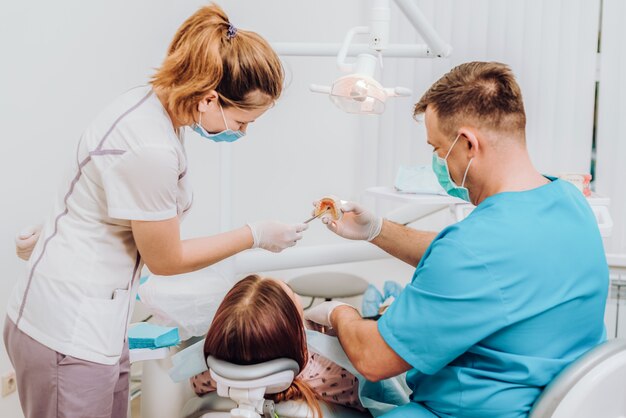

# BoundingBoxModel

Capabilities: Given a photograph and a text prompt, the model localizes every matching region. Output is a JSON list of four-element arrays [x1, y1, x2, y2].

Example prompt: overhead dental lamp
[[273, 0, 452, 115], [312, 50, 413, 114]]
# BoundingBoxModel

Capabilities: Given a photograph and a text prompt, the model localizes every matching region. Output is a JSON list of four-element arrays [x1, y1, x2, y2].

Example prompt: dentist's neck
[[469, 140, 549, 205]]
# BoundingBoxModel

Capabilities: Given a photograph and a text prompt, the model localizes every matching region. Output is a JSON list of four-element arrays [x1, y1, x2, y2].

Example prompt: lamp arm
[[337, 26, 370, 72], [393, 0, 452, 57], [370, 0, 391, 51]]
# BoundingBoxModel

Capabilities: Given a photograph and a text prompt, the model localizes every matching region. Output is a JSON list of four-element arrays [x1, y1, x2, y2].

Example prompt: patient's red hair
[[204, 275, 322, 417]]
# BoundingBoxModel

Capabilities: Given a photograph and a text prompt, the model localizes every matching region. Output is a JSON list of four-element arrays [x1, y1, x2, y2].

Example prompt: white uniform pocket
[[72, 289, 129, 358]]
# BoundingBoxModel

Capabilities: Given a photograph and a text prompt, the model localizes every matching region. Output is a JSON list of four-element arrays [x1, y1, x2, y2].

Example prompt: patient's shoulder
[[190, 370, 216, 396], [301, 352, 364, 411]]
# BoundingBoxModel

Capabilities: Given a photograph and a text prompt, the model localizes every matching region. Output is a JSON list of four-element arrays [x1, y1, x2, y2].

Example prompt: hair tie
[[226, 24, 238, 40]]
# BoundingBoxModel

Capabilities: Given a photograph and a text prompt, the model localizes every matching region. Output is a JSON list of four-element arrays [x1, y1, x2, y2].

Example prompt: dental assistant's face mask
[[432, 134, 474, 202], [192, 102, 246, 143]]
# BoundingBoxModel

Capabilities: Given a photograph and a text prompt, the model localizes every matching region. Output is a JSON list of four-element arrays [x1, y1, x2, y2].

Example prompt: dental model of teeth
[[314, 195, 343, 221]]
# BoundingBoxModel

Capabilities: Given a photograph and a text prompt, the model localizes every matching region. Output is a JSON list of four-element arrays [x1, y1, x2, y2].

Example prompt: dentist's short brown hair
[[414, 61, 526, 139]]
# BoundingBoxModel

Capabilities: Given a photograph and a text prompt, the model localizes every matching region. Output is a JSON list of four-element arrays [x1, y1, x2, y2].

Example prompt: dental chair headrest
[[206, 356, 300, 395]]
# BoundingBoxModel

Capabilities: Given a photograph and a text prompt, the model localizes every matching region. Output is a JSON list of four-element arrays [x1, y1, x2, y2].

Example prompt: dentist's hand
[[316, 200, 383, 241], [247, 221, 308, 253], [16, 224, 43, 261], [304, 301, 356, 328]]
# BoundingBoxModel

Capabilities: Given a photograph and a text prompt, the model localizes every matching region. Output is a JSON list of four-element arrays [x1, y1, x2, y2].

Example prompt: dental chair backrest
[[206, 355, 300, 418], [529, 338, 626, 418]]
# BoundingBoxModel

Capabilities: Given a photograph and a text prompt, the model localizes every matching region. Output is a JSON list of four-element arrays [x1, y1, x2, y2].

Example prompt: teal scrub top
[[378, 178, 608, 418]]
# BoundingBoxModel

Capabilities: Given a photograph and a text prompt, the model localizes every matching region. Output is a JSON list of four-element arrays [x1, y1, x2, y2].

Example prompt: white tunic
[[7, 86, 193, 365]]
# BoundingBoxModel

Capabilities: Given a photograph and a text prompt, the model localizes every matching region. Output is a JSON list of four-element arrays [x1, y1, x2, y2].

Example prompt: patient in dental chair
[[190, 274, 365, 416]]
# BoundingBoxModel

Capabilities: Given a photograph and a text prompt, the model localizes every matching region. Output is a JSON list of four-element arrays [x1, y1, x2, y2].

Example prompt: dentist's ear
[[457, 128, 480, 159]]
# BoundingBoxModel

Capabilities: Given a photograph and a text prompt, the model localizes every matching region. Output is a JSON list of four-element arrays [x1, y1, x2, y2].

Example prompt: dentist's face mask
[[432, 134, 474, 202], [192, 103, 246, 143]]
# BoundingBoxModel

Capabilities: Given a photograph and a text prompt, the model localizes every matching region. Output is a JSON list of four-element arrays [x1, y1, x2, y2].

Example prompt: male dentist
[[305, 61, 608, 418]]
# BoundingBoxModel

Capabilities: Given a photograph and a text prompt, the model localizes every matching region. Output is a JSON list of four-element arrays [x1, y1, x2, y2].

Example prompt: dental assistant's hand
[[304, 301, 357, 328], [247, 221, 308, 253], [15, 224, 43, 260], [316, 200, 383, 241]]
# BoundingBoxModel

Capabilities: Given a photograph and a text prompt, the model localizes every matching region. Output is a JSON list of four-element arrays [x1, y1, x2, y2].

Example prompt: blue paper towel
[[129, 323, 180, 350]]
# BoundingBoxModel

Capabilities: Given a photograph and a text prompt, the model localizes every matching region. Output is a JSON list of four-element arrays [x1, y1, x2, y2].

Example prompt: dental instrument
[[303, 208, 329, 224]]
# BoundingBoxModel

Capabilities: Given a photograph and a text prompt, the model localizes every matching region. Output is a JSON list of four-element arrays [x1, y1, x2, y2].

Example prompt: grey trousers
[[3, 316, 130, 418]]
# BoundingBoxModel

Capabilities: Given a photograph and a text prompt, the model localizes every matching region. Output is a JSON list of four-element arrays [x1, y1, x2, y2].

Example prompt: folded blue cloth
[[395, 165, 446, 195], [128, 323, 180, 350]]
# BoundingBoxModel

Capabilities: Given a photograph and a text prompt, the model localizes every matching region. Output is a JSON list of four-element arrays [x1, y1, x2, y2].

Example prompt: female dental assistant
[[3, 4, 306, 418]]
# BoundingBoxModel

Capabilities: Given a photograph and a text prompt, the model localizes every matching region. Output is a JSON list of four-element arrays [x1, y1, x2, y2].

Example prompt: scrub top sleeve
[[102, 146, 179, 221], [378, 237, 508, 375]]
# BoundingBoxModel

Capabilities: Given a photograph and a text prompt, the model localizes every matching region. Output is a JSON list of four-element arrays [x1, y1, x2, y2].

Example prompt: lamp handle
[[309, 84, 332, 94], [384, 86, 412, 97]]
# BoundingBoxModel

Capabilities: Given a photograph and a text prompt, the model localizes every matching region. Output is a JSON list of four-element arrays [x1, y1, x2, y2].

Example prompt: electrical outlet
[[1, 370, 17, 397]]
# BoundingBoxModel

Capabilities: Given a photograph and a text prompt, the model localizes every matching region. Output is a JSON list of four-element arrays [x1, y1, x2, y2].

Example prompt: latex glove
[[304, 301, 355, 328], [15, 224, 43, 261], [247, 221, 308, 253], [317, 200, 382, 241]]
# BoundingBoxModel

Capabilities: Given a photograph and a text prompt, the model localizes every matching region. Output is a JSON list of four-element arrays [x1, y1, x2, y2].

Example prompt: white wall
[[0, 0, 621, 416], [595, 0, 626, 255]]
